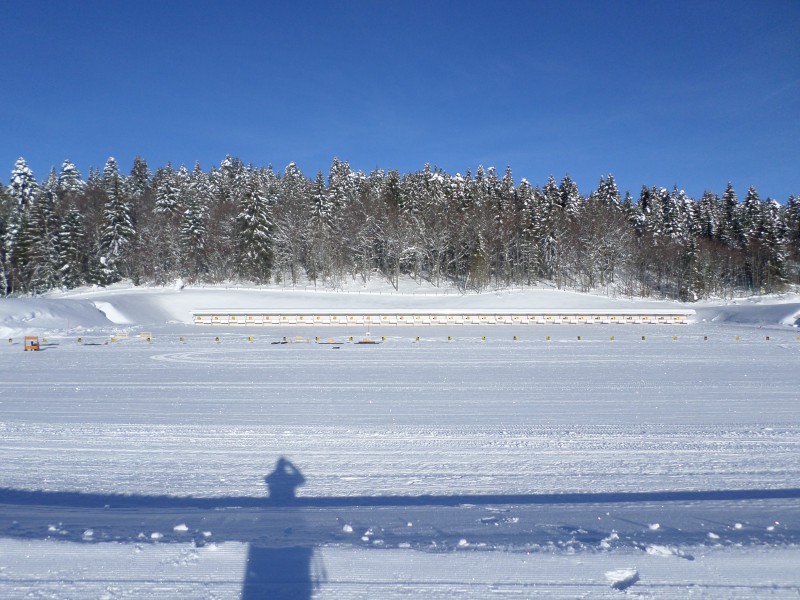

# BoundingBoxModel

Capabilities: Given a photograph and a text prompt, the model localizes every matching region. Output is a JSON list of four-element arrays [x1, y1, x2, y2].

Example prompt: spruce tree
[[153, 163, 182, 215], [761, 199, 788, 291], [127, 156, 151, 200], [100, 158, 135, 280], [58, 160, 84, 196], [742, 186, 763, 244], [179, 163, 211, 278], [236, 175, 273, 282], [8, 158, 38, 207], [719, 182, 742, 248], [58, 206, 86, 288], [3, 158, 38, 292], [27, 185, 61, 292], [558, 175, 581, 219]]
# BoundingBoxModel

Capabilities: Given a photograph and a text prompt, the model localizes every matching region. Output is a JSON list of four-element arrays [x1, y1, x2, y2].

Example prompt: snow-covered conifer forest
[[2, 155, 798, 299]]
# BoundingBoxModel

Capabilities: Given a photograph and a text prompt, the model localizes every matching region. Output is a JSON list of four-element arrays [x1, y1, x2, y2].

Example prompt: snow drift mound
[[0, 298, 116, 338], [694, 300, 800, 329]]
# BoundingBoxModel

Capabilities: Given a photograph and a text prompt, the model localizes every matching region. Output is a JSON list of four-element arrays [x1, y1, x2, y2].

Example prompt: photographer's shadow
[[242, 458, 324, 600], [265, 457, 306, 505]]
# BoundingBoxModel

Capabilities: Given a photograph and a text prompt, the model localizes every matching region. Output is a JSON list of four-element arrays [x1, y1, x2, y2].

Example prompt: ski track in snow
[[1, 299, 800, 597]]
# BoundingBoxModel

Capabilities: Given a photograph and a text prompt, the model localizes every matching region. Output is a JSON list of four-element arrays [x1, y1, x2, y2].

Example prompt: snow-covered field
[[1, 284, 799, 598]]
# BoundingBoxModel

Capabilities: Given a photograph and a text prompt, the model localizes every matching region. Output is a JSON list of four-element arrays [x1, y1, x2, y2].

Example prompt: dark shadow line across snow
[[3, 484, 799, 599], [2, 487, 799, 509]]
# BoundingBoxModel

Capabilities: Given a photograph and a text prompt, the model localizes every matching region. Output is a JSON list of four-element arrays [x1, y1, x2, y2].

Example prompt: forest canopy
[[1, 156, 798, 301]]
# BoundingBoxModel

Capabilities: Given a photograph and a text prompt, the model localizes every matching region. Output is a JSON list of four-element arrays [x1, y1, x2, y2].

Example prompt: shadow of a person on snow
[[241, 457, 325, 600], [265, 457, 306, 505]]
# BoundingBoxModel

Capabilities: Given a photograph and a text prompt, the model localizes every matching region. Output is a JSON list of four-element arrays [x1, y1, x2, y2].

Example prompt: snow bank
[[45, 282, 686, 329], [0, 282, 796, 335], [694, 297, 800, 328], [0, 298, 115, 339]]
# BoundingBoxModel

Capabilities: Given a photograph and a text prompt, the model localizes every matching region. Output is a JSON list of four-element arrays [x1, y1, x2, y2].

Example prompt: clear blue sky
[[1, 0, 798, 200]]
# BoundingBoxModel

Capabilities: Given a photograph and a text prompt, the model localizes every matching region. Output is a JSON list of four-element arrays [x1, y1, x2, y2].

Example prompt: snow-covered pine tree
[[500, 166, 516, 212], [310, 170, 331, 228], [719, 182, 742, 248], [379, 169, 408, 290], [590, 174, 621, 209], [58, 160, 84, 197], [662, 186, 690, 243], [742, 186, 763, 245], [327, 158, 356, 227], [272, 162, 311, 285], [58, 206, 85, 288], [153, 163, 182, 216], [761, 199, 788, 291], [696, 192, 720, 240], [787, 195, 800, 242], [304, 171, 331, 285], [558, 175, 582, 219], [641, 186, 666, 238], [622, 191, 633, 212], [127, 156, 151, 200], [99, 158, 135, 280], [517, 177, 540, 282], [3, 158, 39, 292], [179, 163, 211, 279], [8, 158, 38, 207], [236, 174, 273, 282], [0, 184, 10, 294], [102, 157, 122, 196], [26, 183, 62, 292], [214, 155, 246, 206], [537, 176, 562, 278], [86, 166, 102, 190], [42, 167, 60, 201]]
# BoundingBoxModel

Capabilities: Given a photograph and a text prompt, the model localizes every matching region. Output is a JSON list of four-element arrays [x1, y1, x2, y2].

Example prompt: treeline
[[1, 156, 798, 300]]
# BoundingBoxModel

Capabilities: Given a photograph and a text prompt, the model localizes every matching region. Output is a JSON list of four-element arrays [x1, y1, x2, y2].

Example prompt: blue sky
[[1, 0, 798, 200]]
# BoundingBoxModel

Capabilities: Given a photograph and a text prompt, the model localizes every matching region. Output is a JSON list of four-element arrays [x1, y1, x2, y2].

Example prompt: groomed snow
[[1, 283, 799, 598]]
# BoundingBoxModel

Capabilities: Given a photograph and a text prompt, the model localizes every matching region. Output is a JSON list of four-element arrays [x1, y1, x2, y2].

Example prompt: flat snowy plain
[[1, 283, 799, 598]]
